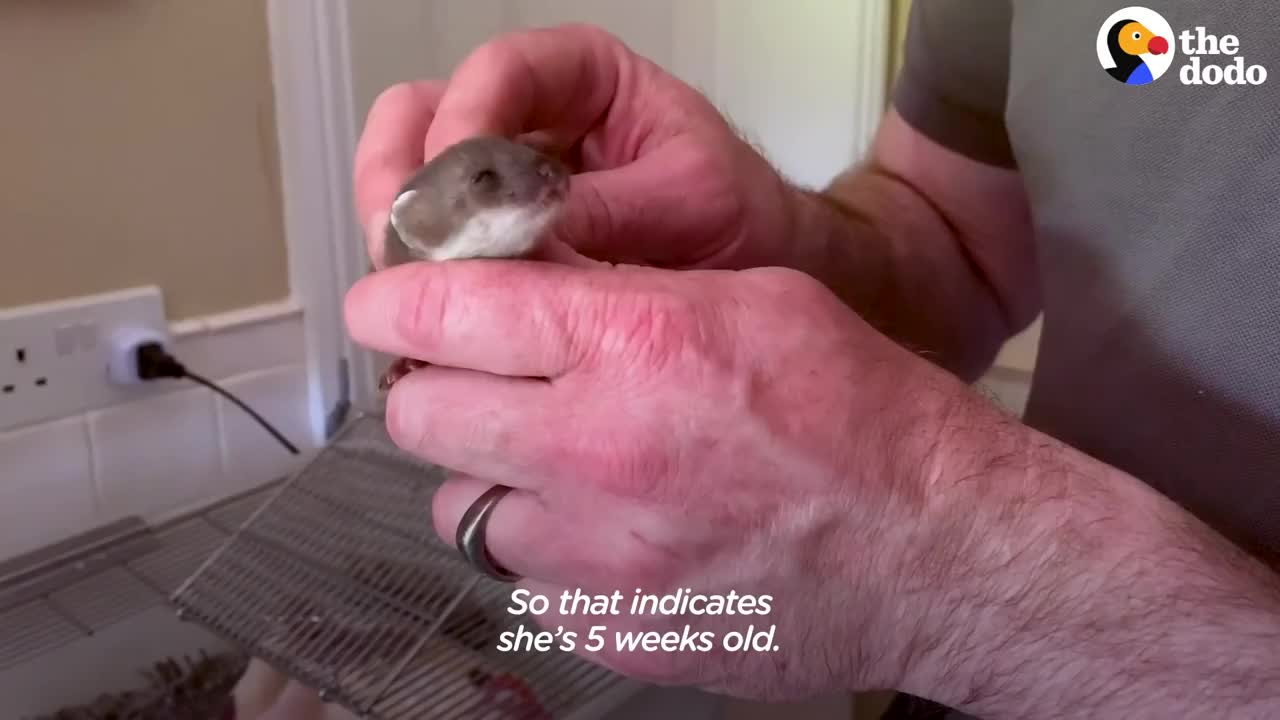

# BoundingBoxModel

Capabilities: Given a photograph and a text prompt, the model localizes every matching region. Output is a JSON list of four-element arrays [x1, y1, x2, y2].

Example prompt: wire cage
[[170, 412, 632, 720]]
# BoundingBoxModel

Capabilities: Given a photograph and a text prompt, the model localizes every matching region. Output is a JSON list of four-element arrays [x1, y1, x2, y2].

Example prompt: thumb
[[553, 145, 720, 265]]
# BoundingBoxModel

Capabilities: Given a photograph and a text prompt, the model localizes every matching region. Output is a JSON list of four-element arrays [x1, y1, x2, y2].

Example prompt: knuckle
[[601, 290, 705, 369], [738, 266, 842, 326], [393, 265, 451, 353], [459, 35, 528, 81], [529, 286, 584, 374], [367, 81, 418, 123], [386, 375, 513, 463], [574, 429, 670, 501], [384, 383, 429, 456]]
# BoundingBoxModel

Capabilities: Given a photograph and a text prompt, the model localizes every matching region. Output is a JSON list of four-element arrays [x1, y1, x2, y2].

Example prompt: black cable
[[134, 341, 301, 456], [182, 370, 300, 455]]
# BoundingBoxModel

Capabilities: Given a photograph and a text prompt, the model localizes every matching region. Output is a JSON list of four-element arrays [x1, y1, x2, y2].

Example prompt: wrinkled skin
[[346, 257, 962, 699], [340, 23, 977, 700]]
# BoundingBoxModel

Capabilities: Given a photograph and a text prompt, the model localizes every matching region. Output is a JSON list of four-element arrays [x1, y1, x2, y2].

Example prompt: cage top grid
[[171, 413, 627, 720]]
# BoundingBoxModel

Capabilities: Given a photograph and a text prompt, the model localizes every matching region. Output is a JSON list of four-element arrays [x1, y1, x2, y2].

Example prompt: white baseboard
[[169, 297, 301, 337]]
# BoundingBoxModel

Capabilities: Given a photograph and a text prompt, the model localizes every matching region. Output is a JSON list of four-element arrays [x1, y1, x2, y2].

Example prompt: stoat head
[[383, 136, 570, 264]]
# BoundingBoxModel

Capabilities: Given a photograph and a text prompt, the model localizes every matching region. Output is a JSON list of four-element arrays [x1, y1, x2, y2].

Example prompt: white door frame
[[850, 0, 892, 156], [264, 0, 893, 437], [266, 0, 382, 439]]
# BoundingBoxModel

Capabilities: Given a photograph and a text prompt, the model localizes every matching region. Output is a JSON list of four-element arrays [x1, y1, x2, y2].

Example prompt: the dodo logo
[[1098, 7, 1175, 85], [1098, 7, 1269, 87]]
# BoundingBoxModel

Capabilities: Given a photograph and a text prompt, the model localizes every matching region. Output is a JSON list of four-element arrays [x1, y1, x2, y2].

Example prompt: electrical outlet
[[0, 287, 168, 432]]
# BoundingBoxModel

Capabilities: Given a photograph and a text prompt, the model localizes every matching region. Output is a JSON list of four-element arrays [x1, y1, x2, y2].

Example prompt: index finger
[[421, 23, 627, 161], [343, 259, 596, 379], [353, 80, 445, 250]]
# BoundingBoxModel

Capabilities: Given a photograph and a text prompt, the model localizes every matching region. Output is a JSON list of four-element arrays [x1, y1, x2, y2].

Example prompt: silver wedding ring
[[455, 484, 521, 582]]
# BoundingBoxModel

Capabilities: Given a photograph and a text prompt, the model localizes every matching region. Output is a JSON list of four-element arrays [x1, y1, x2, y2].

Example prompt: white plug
[[106, 325, 170, 385]]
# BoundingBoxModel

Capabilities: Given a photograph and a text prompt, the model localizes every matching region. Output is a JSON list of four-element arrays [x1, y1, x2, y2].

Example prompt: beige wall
[[0, 1, 290, 321]]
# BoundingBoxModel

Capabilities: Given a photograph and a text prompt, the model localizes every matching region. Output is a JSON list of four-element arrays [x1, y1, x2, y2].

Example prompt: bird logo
[[1097, 7, 1176, 85]]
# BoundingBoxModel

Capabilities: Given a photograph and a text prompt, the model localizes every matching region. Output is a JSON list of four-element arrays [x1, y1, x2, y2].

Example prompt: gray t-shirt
[[888, 1, 1280, 716], [896, 0, 1280, 560]]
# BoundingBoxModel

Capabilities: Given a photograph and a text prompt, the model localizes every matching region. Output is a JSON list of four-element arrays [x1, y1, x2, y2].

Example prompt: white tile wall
[[215, 364, 312, 495], [0, 307, 317, 563], [0, 416, 96, 560], [88, 384, 224, 522]]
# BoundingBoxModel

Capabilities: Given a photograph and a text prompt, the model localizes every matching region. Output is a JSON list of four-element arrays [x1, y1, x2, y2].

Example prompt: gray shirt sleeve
[[892, 0, 1017, 168]]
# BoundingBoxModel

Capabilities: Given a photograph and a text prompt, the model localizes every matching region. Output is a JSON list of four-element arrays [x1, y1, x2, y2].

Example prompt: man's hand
[[344, 256, 965, 699], [353, 23, 1042, 380], [354, 23, 805, 274], [345, 256, 1280, 716]]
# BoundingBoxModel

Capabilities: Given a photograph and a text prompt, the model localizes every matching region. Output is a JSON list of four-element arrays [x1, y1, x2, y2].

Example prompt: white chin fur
[[422, 204, 557, 262]]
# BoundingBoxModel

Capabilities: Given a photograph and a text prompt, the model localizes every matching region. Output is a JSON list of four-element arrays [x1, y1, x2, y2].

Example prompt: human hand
[[353, 23, 810, 273], [342, 256, 975, 700]]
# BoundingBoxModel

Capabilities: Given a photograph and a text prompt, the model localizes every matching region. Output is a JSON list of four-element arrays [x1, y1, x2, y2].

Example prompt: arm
[[799, 7, 1280, 709], [894, 392, 1280, 719], [778, 0, 1038, 382], [786, 109, 1041, 382]]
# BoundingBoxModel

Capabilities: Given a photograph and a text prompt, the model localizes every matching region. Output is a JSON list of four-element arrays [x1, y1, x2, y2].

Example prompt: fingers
[[421, 24, 627, 162], [344, 259, 598, 379], [352, 25, 711, 271], [552, 140, 725, 262], [432, 474, 574, 586], [354, 80, 446, 264], [433, 474, 636, 592], [425, 26, 709, 265], [383, 364, 572, 484]]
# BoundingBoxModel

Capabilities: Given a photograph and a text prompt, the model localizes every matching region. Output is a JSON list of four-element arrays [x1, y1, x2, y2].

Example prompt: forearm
[[785, 168, 1014, 381], [900, 392, 1280, 718]]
